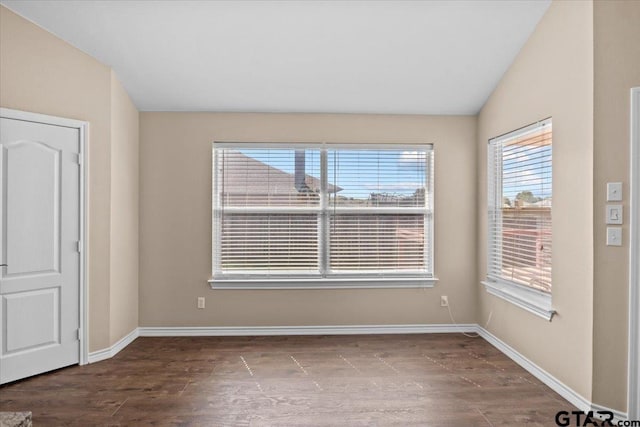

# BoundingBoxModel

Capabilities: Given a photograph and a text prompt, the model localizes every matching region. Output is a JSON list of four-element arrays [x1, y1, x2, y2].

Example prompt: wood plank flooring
[[0, 334, 576, 426]]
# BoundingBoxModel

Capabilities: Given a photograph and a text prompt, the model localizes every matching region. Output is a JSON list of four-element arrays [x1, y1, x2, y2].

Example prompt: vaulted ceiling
[[1, 0, 550, 114]]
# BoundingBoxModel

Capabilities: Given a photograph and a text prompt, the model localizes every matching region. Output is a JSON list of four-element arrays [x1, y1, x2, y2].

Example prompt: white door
[[0, 117, 81, 384]]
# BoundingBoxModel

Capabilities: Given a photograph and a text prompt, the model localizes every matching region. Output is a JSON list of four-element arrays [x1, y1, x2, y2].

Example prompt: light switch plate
[[606, 204, 623, 224], [606, 227, 622, 246], [607, 182, 623, 201]]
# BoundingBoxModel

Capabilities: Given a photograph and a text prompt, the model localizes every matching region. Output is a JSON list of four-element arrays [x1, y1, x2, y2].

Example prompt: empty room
[[0, 0, 639, 425]]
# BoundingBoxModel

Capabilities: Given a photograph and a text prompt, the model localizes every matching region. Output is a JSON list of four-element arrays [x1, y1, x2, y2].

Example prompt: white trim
[[79, 322, 630, 420], [209, 277, 438, 290], [486, 118, 553, 322], [0, 108, 90, 366], [476, 327, 592, 412], [629, 86, 640, 420], [0, 108, 87, 129], [477, 326, 629, 421], [428, 147, 436, 284], [138, 323, 476, 337], [212, 143, 435, 284], [87, 328, 139, 364], [220, 206, 426, 214], [78, 122, 89, 365], [489, 117, 552, 144], [481, 280, 555, 321], [213, 141, 434, 151]]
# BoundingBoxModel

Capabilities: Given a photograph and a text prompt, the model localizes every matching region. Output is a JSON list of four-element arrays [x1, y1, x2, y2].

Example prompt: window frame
[[209, 142, 437, 289], [482, 119, 556, 321]]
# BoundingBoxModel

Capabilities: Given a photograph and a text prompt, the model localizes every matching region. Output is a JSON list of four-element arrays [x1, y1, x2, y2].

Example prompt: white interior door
[[0, 116, 81, 384]]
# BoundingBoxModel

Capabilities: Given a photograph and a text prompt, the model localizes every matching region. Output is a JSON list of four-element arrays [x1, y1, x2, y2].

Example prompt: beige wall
[[5, 0, 639, 412], [139, 113, 477, 327], [477, 1, 594, 402], [109, 71, 140, 343], [0, 6, 139, 351], [592, 0, 640, 411], [1, 6, 112, 351]]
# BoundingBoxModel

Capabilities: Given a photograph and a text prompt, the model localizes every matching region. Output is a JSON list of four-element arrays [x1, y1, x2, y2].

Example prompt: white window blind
[[212, 143, 434, 283], [487, 119, 552, 293], [327, 148, 432, 275], [213, 147, 322, 276]]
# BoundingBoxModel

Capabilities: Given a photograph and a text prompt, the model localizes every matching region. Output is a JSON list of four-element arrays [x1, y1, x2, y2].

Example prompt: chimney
[[294, 150, 307, 192]]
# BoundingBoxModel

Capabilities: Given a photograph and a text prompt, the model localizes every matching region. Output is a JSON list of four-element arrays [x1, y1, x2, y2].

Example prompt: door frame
[[630, 87, 640, 420], [0, 107, 89, 366]]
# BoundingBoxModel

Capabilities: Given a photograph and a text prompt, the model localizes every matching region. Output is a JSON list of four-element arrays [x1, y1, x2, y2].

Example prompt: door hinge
[[76, 240, 82, 253], [77, 328, 82, 340], [72, 153, 82, 165]]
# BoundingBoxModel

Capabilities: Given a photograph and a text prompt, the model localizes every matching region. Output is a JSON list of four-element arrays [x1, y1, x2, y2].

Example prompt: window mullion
[[319, 148, 328, 277], [212, 148, 222, 277], [424, 150, 434, 275]]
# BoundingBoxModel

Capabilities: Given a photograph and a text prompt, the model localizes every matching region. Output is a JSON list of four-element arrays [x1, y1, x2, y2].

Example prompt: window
[[210, 143, 435, 289], [483, 119, 555, 320]]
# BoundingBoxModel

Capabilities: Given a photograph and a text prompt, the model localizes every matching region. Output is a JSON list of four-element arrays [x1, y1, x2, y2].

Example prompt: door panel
[[0, 117, 80, 384], [5, 141, 61, 276], [4, 286, 59, 353]]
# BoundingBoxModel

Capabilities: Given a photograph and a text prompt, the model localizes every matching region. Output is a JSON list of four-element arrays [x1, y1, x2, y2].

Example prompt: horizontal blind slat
[[487, 121, 552, 294], [213, 145, 433, 277]]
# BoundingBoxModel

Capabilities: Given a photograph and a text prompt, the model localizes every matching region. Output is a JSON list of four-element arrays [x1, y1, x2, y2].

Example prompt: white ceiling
[[1, 0, 550, 114]]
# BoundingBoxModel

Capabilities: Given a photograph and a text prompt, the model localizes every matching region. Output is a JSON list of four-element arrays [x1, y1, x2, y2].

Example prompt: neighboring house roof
[[531, 198, 552, 208], [219, 150, 341, 196], [514, 198, 552, 208]]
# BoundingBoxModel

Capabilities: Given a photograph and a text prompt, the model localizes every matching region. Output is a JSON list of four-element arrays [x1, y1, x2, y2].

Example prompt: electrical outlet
[[440, 296, 449, 307], [197, 297, 205, 309]]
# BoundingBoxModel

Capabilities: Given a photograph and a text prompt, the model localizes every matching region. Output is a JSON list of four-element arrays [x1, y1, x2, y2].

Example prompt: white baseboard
[[475, 326, 628, 421], [84, 323, 628, 420], [137, 323, 478, 337], [475, 326, 592, 412], [87, 328, 139, 364]]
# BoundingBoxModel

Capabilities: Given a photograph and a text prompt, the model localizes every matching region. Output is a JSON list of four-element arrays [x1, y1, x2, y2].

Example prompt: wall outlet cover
[[606, 204, 623, 224], [606, 227, 623, 246], [607, 182, 623, 201]]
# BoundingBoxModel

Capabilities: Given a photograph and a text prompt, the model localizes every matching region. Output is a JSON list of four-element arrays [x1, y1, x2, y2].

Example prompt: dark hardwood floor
[[0, 334, 576, 426]]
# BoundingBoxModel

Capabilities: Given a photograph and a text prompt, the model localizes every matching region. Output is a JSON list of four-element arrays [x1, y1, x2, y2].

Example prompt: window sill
[[209, 277, 438, 290], [481, 279, 555, 321]]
